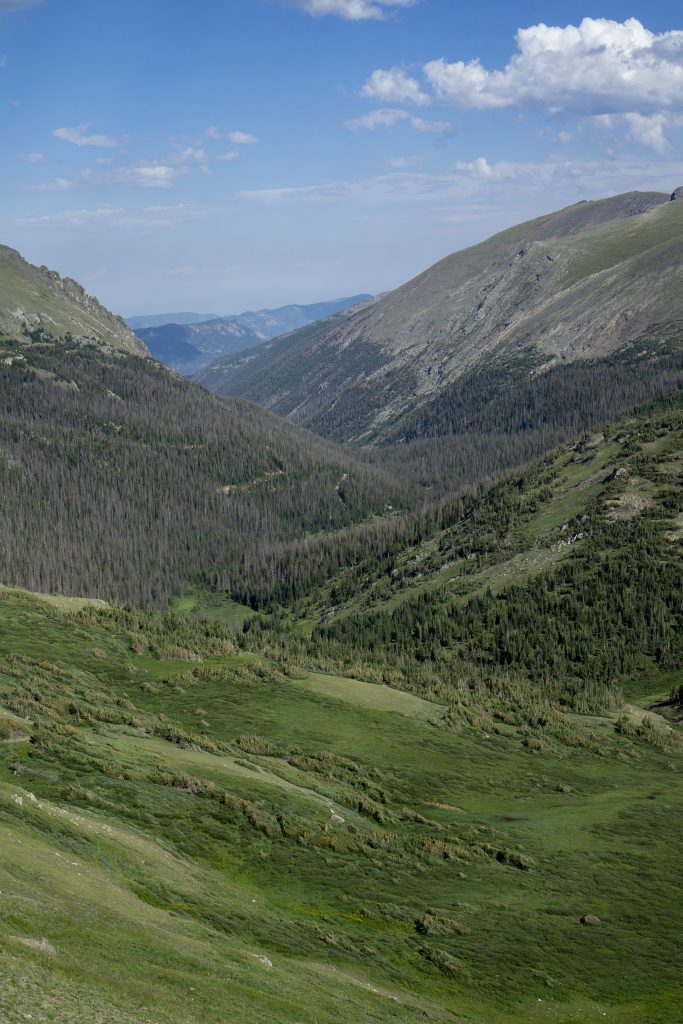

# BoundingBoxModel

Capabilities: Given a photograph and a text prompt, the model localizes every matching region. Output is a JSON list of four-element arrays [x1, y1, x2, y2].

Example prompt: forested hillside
[[245, 393, 683, 728], [0, 334, 412, 607]]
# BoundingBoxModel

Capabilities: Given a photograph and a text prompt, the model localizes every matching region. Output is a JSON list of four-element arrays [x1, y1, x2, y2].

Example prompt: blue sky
[[1, 0, 682, 315]]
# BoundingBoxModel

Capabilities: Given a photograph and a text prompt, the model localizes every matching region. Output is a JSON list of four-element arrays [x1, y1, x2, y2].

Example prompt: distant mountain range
[[126, 311, 221, 330], [128, 295, 372, 375]]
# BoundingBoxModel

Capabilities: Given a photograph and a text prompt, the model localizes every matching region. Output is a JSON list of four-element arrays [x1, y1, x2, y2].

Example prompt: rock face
[[672, 187, 683, 201], [0, 245, 147, 356]]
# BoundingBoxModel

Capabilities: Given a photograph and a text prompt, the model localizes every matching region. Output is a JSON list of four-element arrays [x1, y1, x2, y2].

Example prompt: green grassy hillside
[[0, 579, 681, 1024], [0, 395, 681, 1023]]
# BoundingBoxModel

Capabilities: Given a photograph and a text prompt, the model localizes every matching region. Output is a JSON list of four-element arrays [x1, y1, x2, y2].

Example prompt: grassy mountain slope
[[135, 295, 373, 376], [0, 246, 145, 356], [198, 190, 683, 460], [0, 395, 682, 1023], [0, 333, 412, 608]]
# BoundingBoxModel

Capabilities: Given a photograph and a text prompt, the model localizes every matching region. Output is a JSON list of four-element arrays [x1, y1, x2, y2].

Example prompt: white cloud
[[286, 0, 419, 21], [452, 157, 561, 183], [175, 146, 210, 172], [624, 113, 669, 153], [238, 155, 683, 207], [109, 163, 186, 189], [357, 19, 683, 150], [216, 151, 240, 162], [21, 151, 45, 162], [53, 125, 122, 148], [361, 67, 430, 106], [410, 116, 453, 133], [421, 18, 683, 117], [206, 127, 258, 145], [345, 108, 410, 129], [28, 176, 74, 192], [228, 130, 258, 145], [453, 157, 495, 178], [345, 107, 452, 132]]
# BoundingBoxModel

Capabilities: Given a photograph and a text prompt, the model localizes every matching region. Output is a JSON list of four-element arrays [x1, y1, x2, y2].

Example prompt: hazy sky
[[1, 0, 682, 315]]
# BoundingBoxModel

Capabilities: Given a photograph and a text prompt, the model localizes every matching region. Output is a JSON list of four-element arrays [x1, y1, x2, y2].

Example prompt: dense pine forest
[[0, 334, 413, 607]]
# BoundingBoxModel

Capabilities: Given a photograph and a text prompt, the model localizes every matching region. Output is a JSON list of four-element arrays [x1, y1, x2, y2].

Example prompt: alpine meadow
[[0, 4, 682, 1024]]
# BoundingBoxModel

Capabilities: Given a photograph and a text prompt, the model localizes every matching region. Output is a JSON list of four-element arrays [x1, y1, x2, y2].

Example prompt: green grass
[[0, 585, 681, 1023], [169, 586, 254, 630], [295, 671, 444, 722], [559, 198, 683, 289]]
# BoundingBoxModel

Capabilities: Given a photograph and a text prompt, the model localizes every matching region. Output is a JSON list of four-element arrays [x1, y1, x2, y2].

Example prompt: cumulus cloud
[[358, 18, 683, 148], [345, 108, 452, 132], [216, 151, 240, 163], [21, 151, 45, 162], [53, 125, 122, 148], [285, 0, 419, 21], [421, 19, 683, 115], [361, 67, 430, 106]]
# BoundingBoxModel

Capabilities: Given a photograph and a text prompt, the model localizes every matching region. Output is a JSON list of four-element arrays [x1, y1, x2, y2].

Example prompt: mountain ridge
[[0, 245, 146, 357], [198, 189, 683, 447]]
